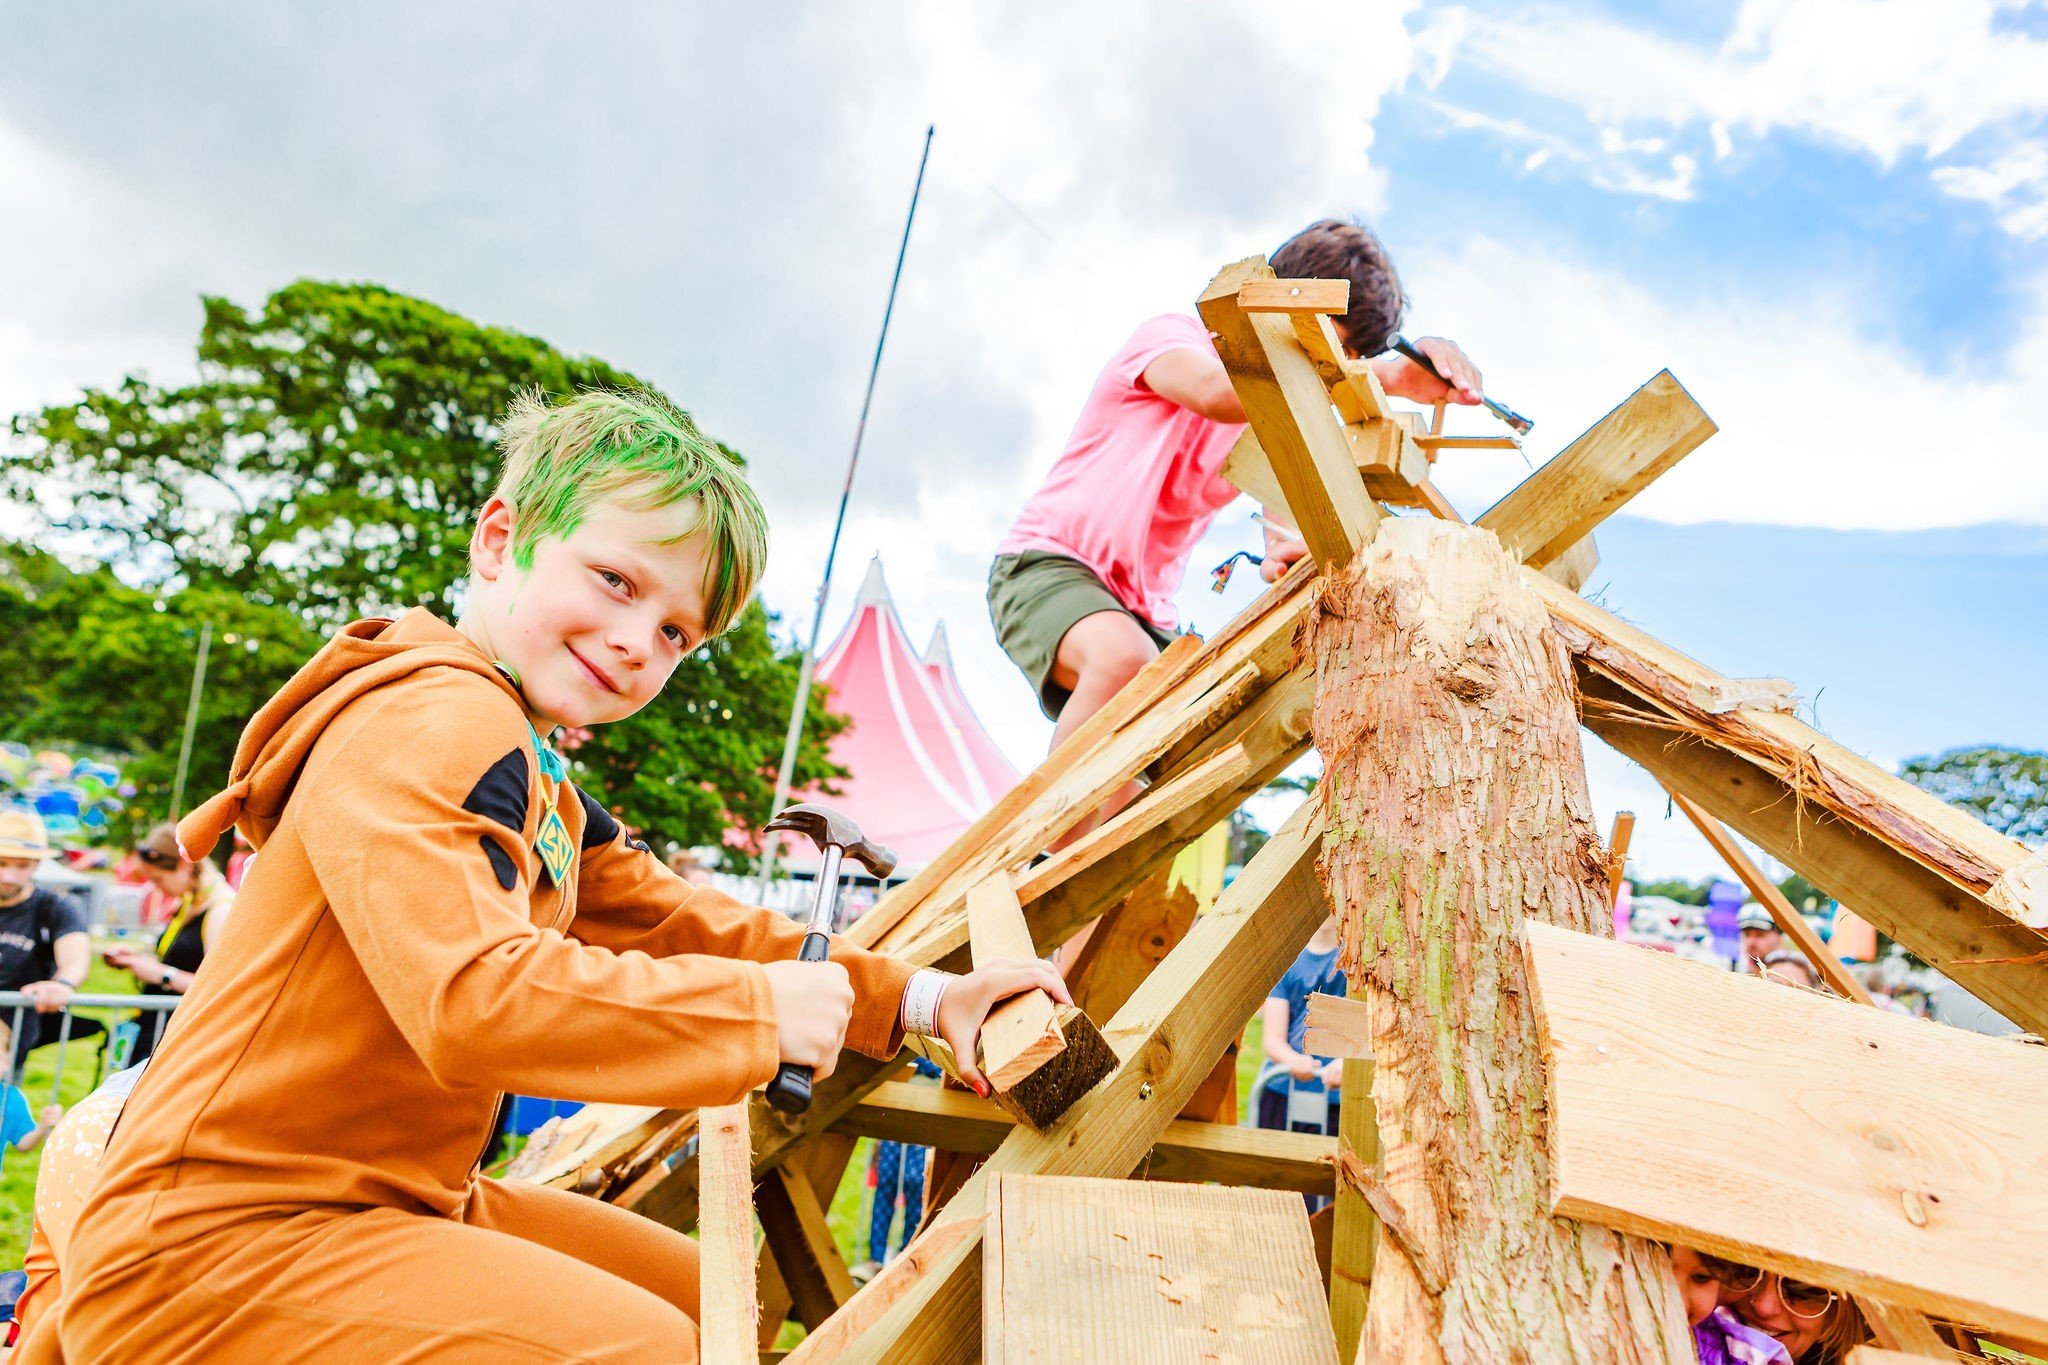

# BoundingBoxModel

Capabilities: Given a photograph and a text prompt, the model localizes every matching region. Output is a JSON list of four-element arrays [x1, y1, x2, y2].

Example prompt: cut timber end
[[1239, 277, 1349, 314], [985, 1004, 1117, 1131]]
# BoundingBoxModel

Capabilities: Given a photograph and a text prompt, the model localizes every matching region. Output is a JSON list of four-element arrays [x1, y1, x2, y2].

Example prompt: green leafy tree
[[1628, 877, 1710, 906], [0, 543, 318, 841], [1899, 747, 2048, 844], [5, 282, 843, 848]]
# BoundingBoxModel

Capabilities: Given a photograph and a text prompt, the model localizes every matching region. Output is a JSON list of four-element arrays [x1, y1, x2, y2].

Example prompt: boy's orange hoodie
[[55, 610, 912, 1338]]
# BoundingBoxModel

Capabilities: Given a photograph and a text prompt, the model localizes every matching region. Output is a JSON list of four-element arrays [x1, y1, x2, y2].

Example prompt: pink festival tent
[[795, 557, 1021, 871]]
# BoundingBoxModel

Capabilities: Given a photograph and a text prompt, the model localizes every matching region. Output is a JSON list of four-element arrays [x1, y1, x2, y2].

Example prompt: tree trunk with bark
[[1308, 518, 1688, 1363]]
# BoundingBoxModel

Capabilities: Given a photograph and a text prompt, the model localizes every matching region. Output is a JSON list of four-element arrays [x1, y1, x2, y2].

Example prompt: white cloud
[[1431, 0, 2048, 230]]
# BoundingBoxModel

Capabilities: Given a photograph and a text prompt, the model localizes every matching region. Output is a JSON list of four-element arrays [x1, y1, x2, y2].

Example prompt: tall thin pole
[[169, 620, 213, 822], [756, 125, 934, 898]]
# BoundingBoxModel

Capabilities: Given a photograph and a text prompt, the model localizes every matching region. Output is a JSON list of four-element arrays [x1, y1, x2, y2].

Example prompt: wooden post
[[1307, 517, 1689, 1362], [696, 1102, 758, 1364]]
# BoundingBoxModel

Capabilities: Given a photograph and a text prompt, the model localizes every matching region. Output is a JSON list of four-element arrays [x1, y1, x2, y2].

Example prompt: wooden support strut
[[695, 1102, 757, 1364]]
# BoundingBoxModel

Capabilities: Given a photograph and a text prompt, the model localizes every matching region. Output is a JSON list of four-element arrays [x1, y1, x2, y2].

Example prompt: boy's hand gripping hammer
[[761, 803, 897, 1114]]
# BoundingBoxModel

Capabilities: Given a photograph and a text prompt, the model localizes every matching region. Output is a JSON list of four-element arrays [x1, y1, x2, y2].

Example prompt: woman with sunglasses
[[1708, 1256, 1870, 1363], [105, 823, 234, 1062]]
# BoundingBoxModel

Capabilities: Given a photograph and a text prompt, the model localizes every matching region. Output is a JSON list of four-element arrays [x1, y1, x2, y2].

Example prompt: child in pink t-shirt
[[987, 219, 1485, 857]]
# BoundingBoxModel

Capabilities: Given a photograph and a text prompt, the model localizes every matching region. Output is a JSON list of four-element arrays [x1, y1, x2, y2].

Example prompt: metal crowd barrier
[[0, 991, 177, 1174]]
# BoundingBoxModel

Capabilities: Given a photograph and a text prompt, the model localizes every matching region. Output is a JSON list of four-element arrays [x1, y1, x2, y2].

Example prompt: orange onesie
[[24, 611, 913, 1362]]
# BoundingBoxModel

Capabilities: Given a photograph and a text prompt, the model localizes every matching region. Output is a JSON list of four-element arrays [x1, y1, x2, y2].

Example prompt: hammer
[[1387, 334, 1534, 435], [761, 802, 898, 1114]]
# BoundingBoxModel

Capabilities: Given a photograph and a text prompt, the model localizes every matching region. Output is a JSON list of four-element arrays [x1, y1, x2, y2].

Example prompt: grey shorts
[[986, 551, 1176, 720]]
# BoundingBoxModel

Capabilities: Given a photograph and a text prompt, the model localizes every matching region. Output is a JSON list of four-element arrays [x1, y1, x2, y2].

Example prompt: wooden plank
[[1847, 1349, 1940, 1365], [1670, 791, 1874, 1002], [784, 796, 1335, 1363], [1856, 1298, 1958, 1358], [1543, 532, 1600, 592], [983, 1174, 1340, 1365], [1689, 676, 1796, 714], [1239, 277, 1349, 314], [755, 1135, 859, 1331], [1199, 257, 1380, 571], [1523, 920, 2048, 1339], [1349, 419, 1430, 502], [1327, 1054, 1378, 1362], [831, 1080, 1336, 1194], [1221, 428, 1288, 515], [697, 1102, 758, 1363], [1476, 370, 1715, 569], [1301, 991, 1373, 1060]]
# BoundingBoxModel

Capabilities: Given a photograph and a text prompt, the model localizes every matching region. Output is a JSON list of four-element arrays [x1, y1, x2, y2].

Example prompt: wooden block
[[1239, 277, 1349, 314], [1606, 811, 1636, 906], [1068, 869, 1198, 1022], [1347, 419, 1429, 502], [983, 1173, 1340, 1365], [1477, 369, 1715, 569], [1542, 532, 1600, 591], [830, 1079, 1337, 1194], [1199, 258, 1380, 572], [964, 871, 1117, 1129], [1523, 920, 2048, 1339], [1301, 991, 1373, 1060], [697, 1102, 757, 1363], [1687, 675, 1797, 714], [1222, 429, 1289, 519]]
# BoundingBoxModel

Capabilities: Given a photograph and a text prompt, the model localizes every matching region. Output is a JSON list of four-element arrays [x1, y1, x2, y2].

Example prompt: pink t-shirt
[[998, 314, 1246, 629]]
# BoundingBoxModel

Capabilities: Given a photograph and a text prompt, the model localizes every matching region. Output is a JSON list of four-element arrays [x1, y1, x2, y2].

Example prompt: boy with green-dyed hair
[[38, 389, 1065, 1363]]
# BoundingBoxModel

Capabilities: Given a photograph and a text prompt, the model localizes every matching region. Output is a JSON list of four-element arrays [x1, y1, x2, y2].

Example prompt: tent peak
[[855, 555, 893, 609], [923, 621, 955, 671]]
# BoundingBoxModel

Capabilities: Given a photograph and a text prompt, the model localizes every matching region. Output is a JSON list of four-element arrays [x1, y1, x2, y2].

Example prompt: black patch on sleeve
[[479, 835, 518, 890], [627, 837, 651, 854], [576, 786, 620, 850], [463, 749, 531, 835]]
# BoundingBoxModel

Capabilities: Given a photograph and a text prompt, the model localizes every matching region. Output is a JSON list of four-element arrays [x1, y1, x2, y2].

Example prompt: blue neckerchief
[[527, 721, 567, 783]]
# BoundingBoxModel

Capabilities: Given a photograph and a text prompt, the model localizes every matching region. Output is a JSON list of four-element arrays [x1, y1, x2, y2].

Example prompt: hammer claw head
[[764, 802, 899, 878]]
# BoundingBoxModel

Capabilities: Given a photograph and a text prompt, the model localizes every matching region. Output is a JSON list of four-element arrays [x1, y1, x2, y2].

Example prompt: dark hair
[[1270, 218, 1407, 357]]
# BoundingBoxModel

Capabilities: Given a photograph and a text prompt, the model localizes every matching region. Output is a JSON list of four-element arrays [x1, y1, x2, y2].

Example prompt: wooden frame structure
[[514, 257, 2048, 1362]]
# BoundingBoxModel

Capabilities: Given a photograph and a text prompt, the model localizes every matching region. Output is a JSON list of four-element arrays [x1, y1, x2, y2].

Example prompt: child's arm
[[292, 672, 804, 1108], [569, 810, 913, 1061]]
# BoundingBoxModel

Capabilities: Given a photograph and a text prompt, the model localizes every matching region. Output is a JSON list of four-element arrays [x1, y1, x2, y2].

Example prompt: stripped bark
[[1308, 518, 1688, 1363]]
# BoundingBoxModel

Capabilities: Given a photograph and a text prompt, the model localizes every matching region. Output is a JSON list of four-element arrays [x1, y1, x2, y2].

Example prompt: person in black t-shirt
[[0, 809, 100, 1072]]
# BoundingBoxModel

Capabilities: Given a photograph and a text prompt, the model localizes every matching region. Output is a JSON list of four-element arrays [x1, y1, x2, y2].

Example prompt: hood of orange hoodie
[[177, 609, 528, 861]]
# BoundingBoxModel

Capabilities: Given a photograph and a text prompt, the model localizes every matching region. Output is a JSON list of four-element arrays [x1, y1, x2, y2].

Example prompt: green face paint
[[493, 389, 767, 639]]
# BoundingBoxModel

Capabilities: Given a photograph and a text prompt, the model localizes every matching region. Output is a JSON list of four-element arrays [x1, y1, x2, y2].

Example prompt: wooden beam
[[1606, 811, 1636, 909], [758, 1133, 859, 1343], [1239, 277, 1348, 314], [1688, 676, 1796, 715], [964, 874, 1066, 1084], [1669, 791, 1874, 1002], [1327, 1052, 1378, 1362], [1523, 920, 2048, 1339], [1199, 258, 1380, 571], [1538, 572, 2048, 1032], [784, 796, 1335, 1363], [983, 1173, 1340, 1364], [832, 1079, 1336, 1194], [1476, 369, 1716, 570], [697, 1102, 757, 1364], [756, 1161, 856, 1331], [1308, 517, 1685, 1361]]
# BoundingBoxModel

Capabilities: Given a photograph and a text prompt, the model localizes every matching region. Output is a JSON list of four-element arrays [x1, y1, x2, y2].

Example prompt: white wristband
[[899, 969, 954, 1038]]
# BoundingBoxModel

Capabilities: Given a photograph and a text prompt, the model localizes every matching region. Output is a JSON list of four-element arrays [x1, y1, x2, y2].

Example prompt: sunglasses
[[136, 847, 183, 870], [1710, 1263, 1837, 1321]]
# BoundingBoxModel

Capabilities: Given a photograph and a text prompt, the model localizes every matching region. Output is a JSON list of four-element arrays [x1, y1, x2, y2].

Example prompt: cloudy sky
[[4, 0, 2044, 880]]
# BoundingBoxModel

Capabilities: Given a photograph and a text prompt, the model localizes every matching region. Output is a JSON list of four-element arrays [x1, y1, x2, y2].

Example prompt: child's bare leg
[[1046, 610, 1161, 847]]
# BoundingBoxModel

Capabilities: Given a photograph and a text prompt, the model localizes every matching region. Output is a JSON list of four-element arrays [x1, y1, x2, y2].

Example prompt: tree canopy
[[1900, 746, 2048, 845], [4, 281, 841, 854]]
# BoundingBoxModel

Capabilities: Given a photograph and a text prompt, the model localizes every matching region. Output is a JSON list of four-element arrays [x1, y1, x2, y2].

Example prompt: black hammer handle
[[1388, 334, 1534, 435], [764, 928, 833, 1113]]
